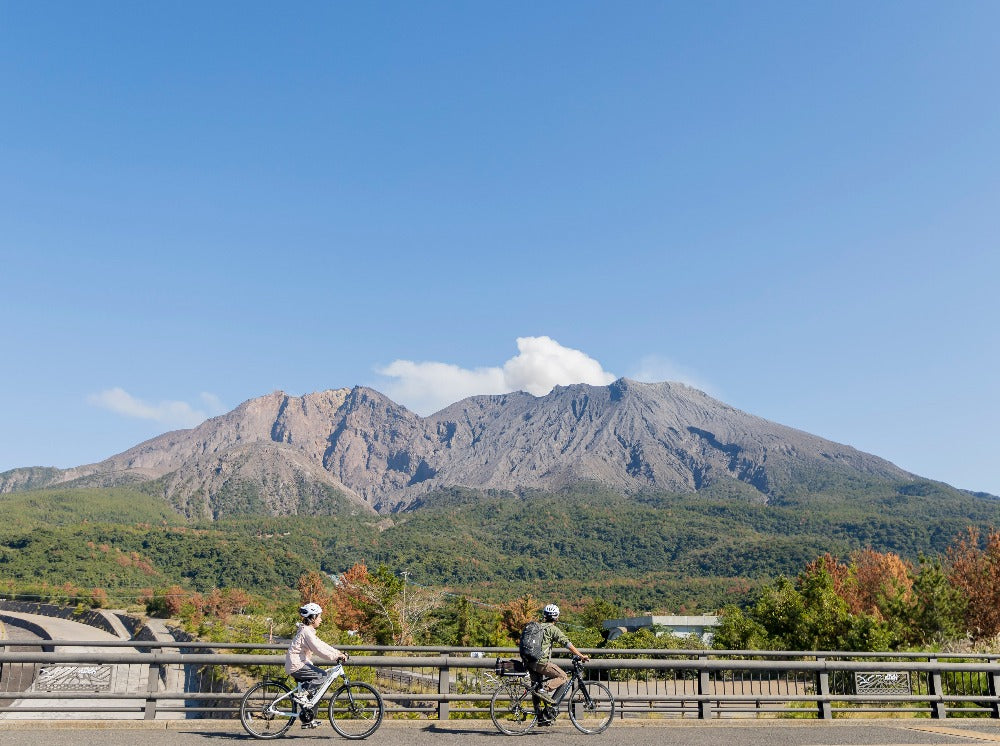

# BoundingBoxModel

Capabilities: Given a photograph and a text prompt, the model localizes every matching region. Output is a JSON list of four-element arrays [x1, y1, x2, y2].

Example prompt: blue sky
[[2, 2, 998, 496]]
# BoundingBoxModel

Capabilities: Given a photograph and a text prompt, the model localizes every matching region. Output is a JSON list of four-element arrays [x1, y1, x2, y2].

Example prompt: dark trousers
[[290, 663, 326, 694]]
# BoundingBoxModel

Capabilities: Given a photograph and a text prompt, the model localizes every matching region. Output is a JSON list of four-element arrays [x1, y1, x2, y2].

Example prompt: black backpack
[[519, 621, 544, 664]]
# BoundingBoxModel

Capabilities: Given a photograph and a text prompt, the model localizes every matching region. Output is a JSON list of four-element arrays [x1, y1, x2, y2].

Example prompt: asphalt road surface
[[4, 720, 1000, 746]]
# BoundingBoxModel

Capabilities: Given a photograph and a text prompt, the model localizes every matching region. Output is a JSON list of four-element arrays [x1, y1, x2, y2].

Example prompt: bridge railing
[[2, 642, 998, 721]]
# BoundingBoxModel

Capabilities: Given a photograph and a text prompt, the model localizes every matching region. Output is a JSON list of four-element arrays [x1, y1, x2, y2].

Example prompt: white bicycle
[[240, 661, 384, 740]]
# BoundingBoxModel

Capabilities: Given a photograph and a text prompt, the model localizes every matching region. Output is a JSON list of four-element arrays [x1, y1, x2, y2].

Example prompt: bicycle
[[239, 659, 384, 740], [490, 655, 615, 735]]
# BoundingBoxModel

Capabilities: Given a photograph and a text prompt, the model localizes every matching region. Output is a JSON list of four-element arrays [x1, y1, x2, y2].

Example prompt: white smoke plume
[[375, 336, 617, 415], [87, 388, 225, 428]]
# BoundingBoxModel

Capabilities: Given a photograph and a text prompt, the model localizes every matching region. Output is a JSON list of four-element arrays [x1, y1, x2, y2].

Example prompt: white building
[[602, 615, 719, 643]]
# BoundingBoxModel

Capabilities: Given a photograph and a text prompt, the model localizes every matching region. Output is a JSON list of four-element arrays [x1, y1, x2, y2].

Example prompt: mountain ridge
[[1, 378, 921, 516]]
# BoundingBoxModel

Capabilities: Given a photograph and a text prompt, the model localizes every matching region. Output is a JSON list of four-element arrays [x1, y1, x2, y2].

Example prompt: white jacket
[[284, 623, 344, 674]]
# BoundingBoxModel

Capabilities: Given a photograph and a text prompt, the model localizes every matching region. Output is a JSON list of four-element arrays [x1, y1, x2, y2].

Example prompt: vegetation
[[713, 531, 1000, 652], [2, 479, 999, 652]]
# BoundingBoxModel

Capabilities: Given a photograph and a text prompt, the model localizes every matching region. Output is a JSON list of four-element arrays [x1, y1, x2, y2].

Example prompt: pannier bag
[[494, 658, 526, 676]]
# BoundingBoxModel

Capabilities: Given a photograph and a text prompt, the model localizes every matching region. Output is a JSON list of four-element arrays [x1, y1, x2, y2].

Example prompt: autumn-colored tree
[[499, 594, 539, 642], [89, 587, 108, 609], [225, 588, 251, 615], [948, 528, 1000, 639], [163, 584, 187, 617], [835, 549, 913, 618], [337, 565, 443, 645], [326, 564, 370, 633], [297, 571, 329, 607], [59, 582, 81, 606], [203, 588, 225, 617], [199, 587, 252, 618], [806, 553, 850, 595], [805, 550, 913, 621]]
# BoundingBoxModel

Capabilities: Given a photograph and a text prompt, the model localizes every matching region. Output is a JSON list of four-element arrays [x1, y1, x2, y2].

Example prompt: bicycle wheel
[[328, 682, 384, 739], [240, 680, 296, 739], [490, 678, 538, 735], [567, 680, 615, 734]]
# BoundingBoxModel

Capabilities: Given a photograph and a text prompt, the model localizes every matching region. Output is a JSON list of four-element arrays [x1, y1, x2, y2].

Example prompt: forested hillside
[[2, 479, 997, 614]]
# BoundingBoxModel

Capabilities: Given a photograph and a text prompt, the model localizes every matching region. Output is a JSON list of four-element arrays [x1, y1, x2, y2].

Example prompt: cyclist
[[527, 603, 589, 706], [285, 602, 348, 706]]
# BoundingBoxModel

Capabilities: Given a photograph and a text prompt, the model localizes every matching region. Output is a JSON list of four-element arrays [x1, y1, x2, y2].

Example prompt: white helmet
[[299, 602, 323, 618], [543, 603, 560, 620]]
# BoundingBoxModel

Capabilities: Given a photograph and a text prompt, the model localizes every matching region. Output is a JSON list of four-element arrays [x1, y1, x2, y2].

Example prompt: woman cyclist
[[285, 602, 348, 706]]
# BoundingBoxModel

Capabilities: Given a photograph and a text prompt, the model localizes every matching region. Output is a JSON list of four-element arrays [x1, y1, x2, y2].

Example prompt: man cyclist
[[285, 602, 348, 708], [526, 603, 589, 706]]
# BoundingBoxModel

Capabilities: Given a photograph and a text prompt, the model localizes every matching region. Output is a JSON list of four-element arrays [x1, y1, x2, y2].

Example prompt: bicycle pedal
[[301, 720, 321, 729]]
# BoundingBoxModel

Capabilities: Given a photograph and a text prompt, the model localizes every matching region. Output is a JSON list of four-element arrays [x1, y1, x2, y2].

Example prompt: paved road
[[3, 720, 1000, 746]]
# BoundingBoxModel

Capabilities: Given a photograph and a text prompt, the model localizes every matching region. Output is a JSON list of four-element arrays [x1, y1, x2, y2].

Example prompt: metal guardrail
[[2, 642, 999, 721]]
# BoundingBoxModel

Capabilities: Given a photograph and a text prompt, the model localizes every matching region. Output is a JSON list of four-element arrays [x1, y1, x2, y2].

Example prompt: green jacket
[[539, 622, 570, 665]]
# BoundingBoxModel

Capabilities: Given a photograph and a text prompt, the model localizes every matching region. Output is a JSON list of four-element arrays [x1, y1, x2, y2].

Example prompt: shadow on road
[[178, 732, 248, 741]]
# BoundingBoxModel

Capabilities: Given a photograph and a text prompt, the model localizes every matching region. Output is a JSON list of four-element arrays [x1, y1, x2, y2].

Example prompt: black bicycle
[[239, 661, 384, 740], [490, 655, 615, 735]]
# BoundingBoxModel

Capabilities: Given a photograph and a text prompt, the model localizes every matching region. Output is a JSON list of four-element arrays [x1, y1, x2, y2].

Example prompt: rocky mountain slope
[[0, 379, 916, 516]]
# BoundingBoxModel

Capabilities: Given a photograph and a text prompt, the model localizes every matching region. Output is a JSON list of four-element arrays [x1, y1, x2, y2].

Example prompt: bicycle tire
[[490, 678, 538, 735], [240, 680, 296, 739], [328, 681, 384, 739], [567, 680, 615, 734]]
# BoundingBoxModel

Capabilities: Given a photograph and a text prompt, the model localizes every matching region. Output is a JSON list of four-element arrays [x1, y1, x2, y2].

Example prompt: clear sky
[[2, 2, 998, 496]]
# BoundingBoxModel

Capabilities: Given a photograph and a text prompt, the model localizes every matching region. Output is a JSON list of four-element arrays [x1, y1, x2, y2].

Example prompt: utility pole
[[400, 570, 410, 645]]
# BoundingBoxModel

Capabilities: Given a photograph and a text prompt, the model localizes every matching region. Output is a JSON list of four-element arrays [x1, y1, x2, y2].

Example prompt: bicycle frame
[[529, 657, 587, 709], [241, 661, 385, 740], [265, 663, 347, 717], [490, 655, 615, 735]]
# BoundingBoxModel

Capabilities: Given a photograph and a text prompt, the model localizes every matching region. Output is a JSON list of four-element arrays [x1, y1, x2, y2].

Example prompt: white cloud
[[87, 388, 227, 428], [374, 336, 617, 415], [199, 391, 225, 413], [503, 336, 616, 395], [373, 361, 507, 415]]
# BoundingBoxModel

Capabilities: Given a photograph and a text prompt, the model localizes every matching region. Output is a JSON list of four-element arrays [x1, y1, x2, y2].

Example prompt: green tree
[[892, 557, 966, 647], [724, 559, 896, 652], [577, 598, 622, 639], [713, 604, 770, 650], [428, 596, 505, 647]]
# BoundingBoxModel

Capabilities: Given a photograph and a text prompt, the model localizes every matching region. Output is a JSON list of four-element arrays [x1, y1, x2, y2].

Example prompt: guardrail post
[[815, 657, 832, 720], [437, 655, 450, 720], [697, 655, 712, 719], [988, 657, 1000, 719], [928, 658, 946, 719], [144, 660, 160, 720]]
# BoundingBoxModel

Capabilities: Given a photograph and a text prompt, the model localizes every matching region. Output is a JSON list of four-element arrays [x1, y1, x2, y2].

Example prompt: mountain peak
[[0, 380, 916, 515]]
